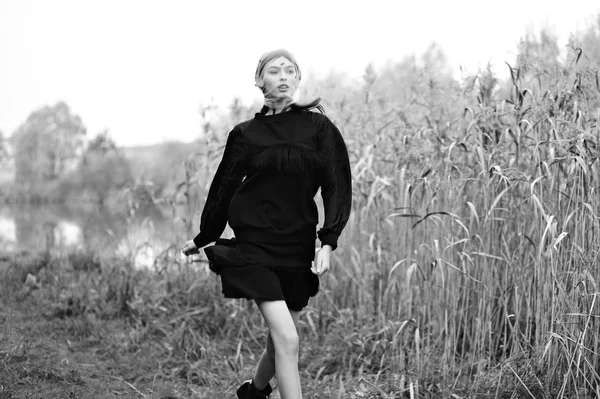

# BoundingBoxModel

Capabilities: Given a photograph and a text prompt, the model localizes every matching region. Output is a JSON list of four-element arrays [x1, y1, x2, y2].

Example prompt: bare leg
[[253, 307, 301, 391], [254, 300, 302, 399]]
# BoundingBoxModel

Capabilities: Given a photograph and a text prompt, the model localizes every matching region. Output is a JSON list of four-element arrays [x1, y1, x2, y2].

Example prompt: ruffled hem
[[203, 237, 242, 274], [203, 238, 319, 311]]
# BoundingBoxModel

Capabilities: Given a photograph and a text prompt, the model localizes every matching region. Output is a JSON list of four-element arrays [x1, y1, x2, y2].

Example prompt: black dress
[[193, 107, 352, 311]]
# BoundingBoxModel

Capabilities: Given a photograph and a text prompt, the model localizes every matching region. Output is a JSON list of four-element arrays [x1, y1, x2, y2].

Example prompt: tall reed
[[174, 45, 600, 397]]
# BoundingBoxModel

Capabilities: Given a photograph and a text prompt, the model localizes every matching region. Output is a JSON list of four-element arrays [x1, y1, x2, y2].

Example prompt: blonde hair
[[254, 49, 323, 114]]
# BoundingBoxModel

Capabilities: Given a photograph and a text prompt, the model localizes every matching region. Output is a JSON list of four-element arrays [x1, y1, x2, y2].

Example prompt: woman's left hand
[[182, 239, 199, 256], [311, 245, 332, 276]]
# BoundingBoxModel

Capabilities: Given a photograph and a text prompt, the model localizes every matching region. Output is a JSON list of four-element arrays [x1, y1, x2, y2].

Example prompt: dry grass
[[0, 251, 400, 398], [316, 43, 600, 397], [3, 43, 600, 398]]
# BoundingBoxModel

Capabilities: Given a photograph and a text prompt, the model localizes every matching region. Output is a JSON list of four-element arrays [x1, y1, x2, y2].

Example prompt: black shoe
[[236, 379, 272, 399]]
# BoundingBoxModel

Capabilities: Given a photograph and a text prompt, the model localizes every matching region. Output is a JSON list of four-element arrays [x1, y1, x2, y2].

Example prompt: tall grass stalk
[[311, 46, 599, 396], [5, 46, 599, 398], [147, 45, 600, 396]]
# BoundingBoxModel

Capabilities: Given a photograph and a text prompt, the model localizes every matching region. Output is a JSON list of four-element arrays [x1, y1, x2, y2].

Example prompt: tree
[[0, 130, 12, 185], [69, 129, 132, 204], [513, 28, 562, 93], [11, 101, 86, 188], [86, 129, 117, 155], [571, 13, 600, 67], [0, 130, 8, 166]]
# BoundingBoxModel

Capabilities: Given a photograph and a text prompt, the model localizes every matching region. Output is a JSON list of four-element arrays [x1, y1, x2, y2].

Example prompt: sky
[[1, 0, 599, 147]]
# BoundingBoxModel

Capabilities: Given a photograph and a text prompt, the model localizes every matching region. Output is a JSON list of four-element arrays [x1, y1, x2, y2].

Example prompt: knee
[[270, 328, 299, 357]]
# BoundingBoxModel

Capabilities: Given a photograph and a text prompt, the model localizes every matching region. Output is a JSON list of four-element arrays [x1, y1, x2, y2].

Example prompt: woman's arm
[[316, 115, 352, 251], [192, 126, 246, 249]]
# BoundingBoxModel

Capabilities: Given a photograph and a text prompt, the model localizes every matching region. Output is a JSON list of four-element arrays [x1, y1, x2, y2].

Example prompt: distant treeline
[[0, 101, 206, 207], [1, 20, 599, 211]]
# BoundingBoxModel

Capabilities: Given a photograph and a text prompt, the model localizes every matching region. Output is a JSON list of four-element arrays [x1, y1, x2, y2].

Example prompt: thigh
[[256, 300, 296, 334]]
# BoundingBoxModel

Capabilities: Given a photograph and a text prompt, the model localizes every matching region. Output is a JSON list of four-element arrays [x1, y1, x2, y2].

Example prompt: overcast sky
[[1, 0, 599, 147]]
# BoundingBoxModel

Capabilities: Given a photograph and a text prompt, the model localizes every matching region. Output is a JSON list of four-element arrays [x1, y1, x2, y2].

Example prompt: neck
[[265, 97, 293, 115]]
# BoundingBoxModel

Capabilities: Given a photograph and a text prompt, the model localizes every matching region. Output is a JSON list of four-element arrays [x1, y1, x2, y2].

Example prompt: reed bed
[[2, 45, 599, 398], [303, 45, 600, 397], [172, 43, 599, 396]]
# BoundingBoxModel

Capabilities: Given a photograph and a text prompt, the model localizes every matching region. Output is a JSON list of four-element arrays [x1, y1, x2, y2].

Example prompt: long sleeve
[[193, 126, 246, 248], [316, 115, 352, 251]]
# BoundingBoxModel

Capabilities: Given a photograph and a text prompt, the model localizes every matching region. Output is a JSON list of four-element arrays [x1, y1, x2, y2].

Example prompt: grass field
[[1, 251, 418, 399], [2, 38, 600, 398]]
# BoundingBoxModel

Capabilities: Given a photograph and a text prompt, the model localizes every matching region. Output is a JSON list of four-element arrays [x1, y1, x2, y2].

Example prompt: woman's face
[[261, 56, 299, 99]]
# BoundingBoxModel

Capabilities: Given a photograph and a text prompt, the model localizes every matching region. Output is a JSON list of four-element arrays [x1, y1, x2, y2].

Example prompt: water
[[0, 202, 196, 269]]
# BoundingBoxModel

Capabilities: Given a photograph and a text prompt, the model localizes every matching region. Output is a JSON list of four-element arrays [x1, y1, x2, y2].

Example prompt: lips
[[278, 85, 289, 89]]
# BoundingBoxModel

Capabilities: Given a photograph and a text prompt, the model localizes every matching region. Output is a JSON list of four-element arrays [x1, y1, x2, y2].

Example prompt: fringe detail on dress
[[248, 143, 328, 173]]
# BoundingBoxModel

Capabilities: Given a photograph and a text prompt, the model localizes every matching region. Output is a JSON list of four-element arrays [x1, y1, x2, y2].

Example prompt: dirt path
[[0, 298, 138, 398], [0, 286, 195, 399]]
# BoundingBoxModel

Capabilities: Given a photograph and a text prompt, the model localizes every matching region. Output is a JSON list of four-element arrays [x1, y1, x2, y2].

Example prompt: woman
[[182, 48, 352, 399]]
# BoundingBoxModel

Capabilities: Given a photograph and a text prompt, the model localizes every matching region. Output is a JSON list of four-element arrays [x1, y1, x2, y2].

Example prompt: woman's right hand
[[182, 239, 199, 256]]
